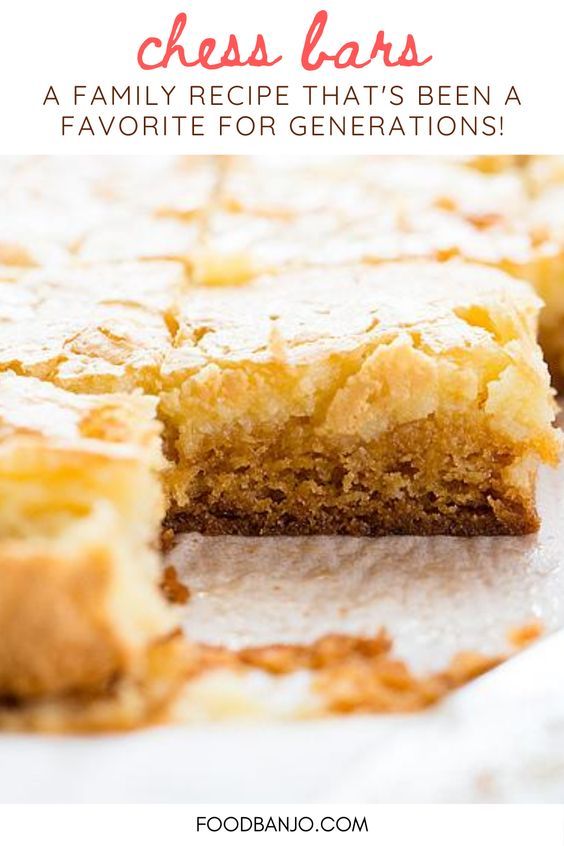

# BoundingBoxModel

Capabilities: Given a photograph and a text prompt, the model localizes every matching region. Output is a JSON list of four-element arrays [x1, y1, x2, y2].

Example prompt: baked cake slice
[[2, 256, 558, 538], [0, 372, 177, 701], [159, 261, 561, 536]]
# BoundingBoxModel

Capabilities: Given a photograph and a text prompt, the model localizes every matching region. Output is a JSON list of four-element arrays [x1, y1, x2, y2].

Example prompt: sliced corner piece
[[0, 372, 177, 706], [0, 260, 186, 394], [160, 260, 561, 537]]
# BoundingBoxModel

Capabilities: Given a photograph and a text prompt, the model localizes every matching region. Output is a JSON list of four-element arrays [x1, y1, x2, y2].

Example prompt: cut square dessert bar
[[0, 156, 220, 268], [0, 372, 175, 701], [190, 157, 541, 291], [0, 260, 186, 393], [160, 261, 560, 536], [218, 156, 529, 220]]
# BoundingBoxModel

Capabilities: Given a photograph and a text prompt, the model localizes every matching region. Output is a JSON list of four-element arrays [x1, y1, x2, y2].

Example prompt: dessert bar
[[160, 261, 560, 535], [0, 373, 175, 700]]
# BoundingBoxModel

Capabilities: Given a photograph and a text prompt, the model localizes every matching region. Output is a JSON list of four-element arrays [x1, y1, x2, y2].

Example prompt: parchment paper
[[169, 462, 564, 674], [2, 450, 564, 802]]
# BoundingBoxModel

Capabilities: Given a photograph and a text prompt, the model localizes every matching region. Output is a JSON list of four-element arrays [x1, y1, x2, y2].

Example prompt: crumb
[[438, 651, 503, 687], [160, 565, 190, 605], [465, 212, 504, 230], [161, 527, 176, 553], [267, 322, 287, 362], [185, 631, 503, 716], [508, 620, 544, 649], [530, 224, 551, 248], [235, 630, 392, 675], [434, 195, 457, 212], [315, 644, 503, 715]]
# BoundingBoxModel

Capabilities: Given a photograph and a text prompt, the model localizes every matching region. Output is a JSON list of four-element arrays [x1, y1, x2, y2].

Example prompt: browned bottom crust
[[165, 412, 539, 537], [167, 501, 536, 537]]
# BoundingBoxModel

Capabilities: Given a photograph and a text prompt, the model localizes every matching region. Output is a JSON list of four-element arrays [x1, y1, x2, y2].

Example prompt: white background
[[0, 805, 562, 845], [0, 0, 562, 154]]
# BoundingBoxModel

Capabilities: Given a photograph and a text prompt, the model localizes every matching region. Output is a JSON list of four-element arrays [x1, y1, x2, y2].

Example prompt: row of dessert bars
[[0, 155, 562, 715], [2, 155, 564, 380]]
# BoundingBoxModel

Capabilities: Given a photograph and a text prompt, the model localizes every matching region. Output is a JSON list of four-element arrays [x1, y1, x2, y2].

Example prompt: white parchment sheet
[[171, 462, 564, 673], [1, 463, 564, 802]]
